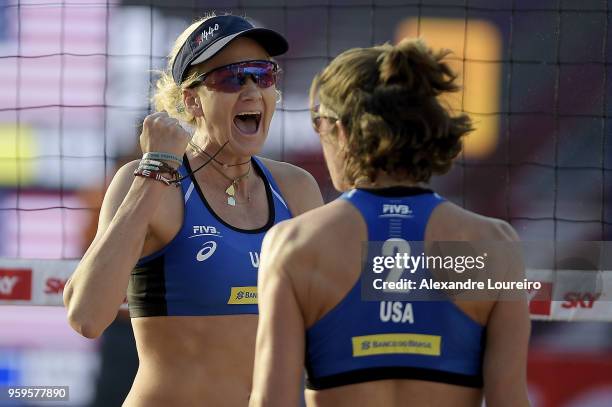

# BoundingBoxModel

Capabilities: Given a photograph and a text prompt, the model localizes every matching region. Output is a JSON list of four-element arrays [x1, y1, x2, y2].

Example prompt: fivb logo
[[380, 204, 413, 218], [191, 225, 222, 238]]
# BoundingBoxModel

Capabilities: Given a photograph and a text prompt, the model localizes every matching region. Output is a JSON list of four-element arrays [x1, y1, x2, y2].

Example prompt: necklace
[[208, 161, 251, 206], [190, 142, 251, 206], [189, 141, 250, 168]]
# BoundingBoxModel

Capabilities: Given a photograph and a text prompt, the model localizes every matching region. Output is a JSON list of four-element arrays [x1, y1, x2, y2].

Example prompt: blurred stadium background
[[0, 0, 611, 405]]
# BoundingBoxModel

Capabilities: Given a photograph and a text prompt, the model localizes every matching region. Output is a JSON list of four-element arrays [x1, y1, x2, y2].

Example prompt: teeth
[[236, 111, 261, 117]]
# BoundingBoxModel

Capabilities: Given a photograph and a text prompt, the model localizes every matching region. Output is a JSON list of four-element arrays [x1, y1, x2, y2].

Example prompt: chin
[[228, 130, 267, 157]]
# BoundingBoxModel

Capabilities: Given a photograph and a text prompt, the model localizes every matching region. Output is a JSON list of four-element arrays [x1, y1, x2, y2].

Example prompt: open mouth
[[233, 111, 262, 135]]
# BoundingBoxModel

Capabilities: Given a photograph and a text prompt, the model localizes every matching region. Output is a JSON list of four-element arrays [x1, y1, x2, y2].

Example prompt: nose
[[239, 76, 262, 101]]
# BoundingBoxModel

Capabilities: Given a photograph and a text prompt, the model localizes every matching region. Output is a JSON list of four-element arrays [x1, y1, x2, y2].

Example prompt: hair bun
[[378, 45, 413, 86], [378, 38, 458, 97], [310, 38, 472, 186]]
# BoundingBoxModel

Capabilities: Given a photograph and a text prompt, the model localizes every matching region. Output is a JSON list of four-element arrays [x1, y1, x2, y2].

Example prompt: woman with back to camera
[[63, 13, 323, 406], [250, 38, 530, 407]]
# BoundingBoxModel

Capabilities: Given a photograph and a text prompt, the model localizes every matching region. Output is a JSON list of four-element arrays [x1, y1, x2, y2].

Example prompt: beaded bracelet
[[138, 160, 177, 174], [142, 152, 183, 167], [133, 167, 180, 186], [139, 164, 162, 172], [140, 159, 165, 167], [134, 156, 180, 186]]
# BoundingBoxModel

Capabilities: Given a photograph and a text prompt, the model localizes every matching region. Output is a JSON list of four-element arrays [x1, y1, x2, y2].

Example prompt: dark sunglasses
[[188, 60, 278, 93], [310, 104, 339, 133]]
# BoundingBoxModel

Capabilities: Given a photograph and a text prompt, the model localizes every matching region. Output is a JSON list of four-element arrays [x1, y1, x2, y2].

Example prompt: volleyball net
[[0, 0, 610, 321]]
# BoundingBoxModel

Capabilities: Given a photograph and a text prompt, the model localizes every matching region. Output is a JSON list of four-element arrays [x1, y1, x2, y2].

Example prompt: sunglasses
[[310, 104, 339, 133], [189, 60, 278, 93]]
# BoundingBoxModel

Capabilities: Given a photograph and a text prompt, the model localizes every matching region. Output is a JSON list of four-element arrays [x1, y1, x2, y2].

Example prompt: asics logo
[[196, 241, 217, 262]]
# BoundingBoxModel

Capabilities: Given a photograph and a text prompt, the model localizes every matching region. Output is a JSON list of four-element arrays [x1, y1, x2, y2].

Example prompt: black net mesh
[[0, 0, 609, 259]]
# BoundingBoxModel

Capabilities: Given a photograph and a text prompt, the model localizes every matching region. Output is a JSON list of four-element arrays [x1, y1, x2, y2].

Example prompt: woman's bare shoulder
[[255, 156, 323, 215], [430, 201, 519, 242]]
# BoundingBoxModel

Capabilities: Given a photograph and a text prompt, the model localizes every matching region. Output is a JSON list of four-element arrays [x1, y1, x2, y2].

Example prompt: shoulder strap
[[252, 156, 291, 213]]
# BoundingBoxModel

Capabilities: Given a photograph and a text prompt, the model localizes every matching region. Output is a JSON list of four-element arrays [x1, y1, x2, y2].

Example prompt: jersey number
[[381, 238, 411, 293]]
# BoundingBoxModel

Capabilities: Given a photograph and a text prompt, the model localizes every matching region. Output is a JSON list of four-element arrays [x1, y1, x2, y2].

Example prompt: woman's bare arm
[[250, 222, 309, 407], [63, 112, 189, 338]]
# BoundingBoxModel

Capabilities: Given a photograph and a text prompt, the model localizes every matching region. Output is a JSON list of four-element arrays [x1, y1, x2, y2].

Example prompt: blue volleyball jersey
[[305, 187, 485, 390], [128, 156, 292, 317]]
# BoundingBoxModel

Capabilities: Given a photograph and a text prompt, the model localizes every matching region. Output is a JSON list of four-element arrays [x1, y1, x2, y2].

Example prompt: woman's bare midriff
[[123, 315, 258, 407], [306, 379, 482, 407]]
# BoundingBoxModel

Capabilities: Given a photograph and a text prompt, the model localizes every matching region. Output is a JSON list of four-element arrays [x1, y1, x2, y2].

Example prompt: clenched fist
[[139, 112, 190, 159]]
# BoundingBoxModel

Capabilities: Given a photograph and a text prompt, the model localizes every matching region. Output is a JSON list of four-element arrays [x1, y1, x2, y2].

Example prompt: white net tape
[[0, 259, 610, 321]]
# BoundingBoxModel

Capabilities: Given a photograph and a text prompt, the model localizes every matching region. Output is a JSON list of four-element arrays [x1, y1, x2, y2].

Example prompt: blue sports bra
[[127, 156, 292, 317], [305, 187, 485, 390]]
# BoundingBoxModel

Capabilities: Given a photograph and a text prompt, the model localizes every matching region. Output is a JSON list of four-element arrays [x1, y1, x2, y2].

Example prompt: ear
[[182, 88, 203, 117], [336, 121, 349, 148]]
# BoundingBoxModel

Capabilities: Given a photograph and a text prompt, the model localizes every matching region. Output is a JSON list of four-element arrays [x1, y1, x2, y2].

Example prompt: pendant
[[226, 183, 236, 206]]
